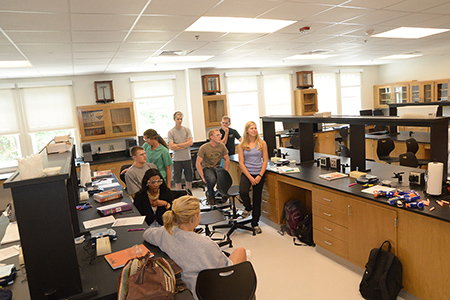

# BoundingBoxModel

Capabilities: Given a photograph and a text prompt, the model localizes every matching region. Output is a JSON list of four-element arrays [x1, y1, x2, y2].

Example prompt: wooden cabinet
[[314, 131, 336, 155], [435, 79, 450, 101], [261, 172, 278, 224], [374, 82, 409, 108], [294, 89, 318, 115], [77, 102, 136, 142], [203, 95, 227, 127], [312, 185, 397, 268], [202, 74, 221, 94], [410, 81, 435, 103], [296, 71, 313, 88]]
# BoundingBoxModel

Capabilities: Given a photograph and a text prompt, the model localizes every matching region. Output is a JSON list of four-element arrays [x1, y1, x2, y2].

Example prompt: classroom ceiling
[[1, 0, 450, 79]]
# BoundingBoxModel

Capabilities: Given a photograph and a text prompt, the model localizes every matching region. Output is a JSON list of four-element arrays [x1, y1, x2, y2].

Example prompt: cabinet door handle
[[323, 212, 332, 217], [324, 240, 333, 246], [323, 197, 332, 202], [262, 199, 268, 204], [262, 210, 268, 214], [324, 226, 332, 232], [347, 204, 351, 216]]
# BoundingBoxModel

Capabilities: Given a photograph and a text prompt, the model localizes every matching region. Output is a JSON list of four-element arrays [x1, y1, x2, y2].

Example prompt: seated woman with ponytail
[[143, 196, 247, 295]]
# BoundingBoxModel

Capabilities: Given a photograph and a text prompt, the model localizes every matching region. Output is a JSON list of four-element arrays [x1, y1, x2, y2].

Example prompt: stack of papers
[[271, 166, 300, 174]]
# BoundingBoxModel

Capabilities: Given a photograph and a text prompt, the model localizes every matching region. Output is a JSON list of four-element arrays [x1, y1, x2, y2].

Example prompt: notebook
[[104, 244, 153, 269]]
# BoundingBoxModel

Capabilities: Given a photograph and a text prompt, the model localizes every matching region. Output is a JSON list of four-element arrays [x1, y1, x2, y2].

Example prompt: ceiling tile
[[72, 43, 121, 52], [258, 2, 331, 20], [423, 2, 450, 14], [126, 31, 180, 42], [72, 31, 128, 43], [71, 14, 138, 31], [70, 0, 149, 14], [342, 0, 407, 10], [0, 12, 70, 31], [303, 6, 371, 23], [378, 13, 442, 27], [386, 0, 450, 13], [346, 10, 409, 26], [118, 42, 166, 51], [144, 0, 219, 16], [135, 15, 198, 31], [0, 0, 69, 12], [16, 43, 72, 52], [204, 0, 284, 18], [5, 31, 71, 43]]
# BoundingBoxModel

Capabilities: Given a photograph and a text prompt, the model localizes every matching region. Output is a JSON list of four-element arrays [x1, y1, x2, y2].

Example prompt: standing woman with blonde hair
[[142, 128, 173, 187], [238, 121, 268, 234], [143, 196, 247, 295]]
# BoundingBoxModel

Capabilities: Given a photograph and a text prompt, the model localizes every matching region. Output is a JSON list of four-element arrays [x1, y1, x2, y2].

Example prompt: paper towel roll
[[80, 163, 92, 187], [427, 162, 444, 195]]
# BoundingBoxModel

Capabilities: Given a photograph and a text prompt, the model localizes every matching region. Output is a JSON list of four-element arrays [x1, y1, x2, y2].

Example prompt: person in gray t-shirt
[[124, 146, 157, 196], [168, 111, 194, 190]]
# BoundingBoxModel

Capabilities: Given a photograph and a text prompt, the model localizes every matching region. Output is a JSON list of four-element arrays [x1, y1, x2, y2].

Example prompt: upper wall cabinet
[[294, 89, 318, 115], [203, 94, 227, 127], [202, 74, 221, 94], [373, 82, 409, 108], [77, 102, 136, 142], [435, 79, 450, 102], [409, 81, 434, 103]]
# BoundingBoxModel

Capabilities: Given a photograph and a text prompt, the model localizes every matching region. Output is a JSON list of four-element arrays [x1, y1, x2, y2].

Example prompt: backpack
[[279, 200, 304, 236], [293, 214, 315, 247], [359, 241, 403, 300]]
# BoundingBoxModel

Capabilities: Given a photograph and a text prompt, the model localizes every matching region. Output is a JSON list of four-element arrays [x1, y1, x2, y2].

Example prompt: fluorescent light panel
[[186, 16, 296, 33], [285, 54, 336, 60], [379, 54, 422, 60], [144, 56, 213, 63], [0, 60, 32, 68], [373, 27, 450, 39]]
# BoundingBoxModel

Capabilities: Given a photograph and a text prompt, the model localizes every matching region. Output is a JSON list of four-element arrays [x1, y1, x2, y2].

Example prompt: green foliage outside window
[[0, 136, 19, 162]]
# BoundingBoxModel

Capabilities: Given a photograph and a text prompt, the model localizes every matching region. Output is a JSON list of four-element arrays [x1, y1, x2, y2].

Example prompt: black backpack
[[293, 214, 315, 247], [279, 200, 304, 236], [359, 241, 403, 300]]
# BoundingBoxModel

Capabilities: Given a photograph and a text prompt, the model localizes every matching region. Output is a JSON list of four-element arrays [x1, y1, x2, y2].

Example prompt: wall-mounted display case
[[296, 71, 313, 88], [202, 74, 221, 94]]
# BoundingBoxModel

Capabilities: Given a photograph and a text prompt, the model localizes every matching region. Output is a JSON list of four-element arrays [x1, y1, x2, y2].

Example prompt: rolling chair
[[199, 210, 231, 248], [376, 138, 399, 164], [406, 138, 430, 168], [338, 144, 351, 158], [195, 261, 257, 300], [213, 168, 255, 237], [119, 163, 132, 186], [399, 152, 419, 168], [335, 127, 349, 145]]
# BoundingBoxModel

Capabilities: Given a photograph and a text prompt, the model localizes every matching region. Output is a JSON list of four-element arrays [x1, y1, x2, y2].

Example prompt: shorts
[[173, 160, 193, 183]]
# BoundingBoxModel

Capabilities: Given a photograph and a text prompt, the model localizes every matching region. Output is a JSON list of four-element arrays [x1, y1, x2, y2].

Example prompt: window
[[263, 74, 292, 131], [340, 72, 362, 115], [314, 73, 338, 115], [131, 77, 176, 138], [19, 83, 76, 153], [225, 75, 259, 135], [0, 86, 21, 168]]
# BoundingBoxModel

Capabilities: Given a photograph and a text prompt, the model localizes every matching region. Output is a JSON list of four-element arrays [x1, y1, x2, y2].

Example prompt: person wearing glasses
[[220, 116, 242, 156], [134, 168, 173, 226]]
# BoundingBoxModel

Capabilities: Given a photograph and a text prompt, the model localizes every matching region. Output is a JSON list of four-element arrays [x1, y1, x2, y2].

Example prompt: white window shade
[[21, 85, 75, 132], [315, 73, 337, 115], [0, 88, 20, 135]]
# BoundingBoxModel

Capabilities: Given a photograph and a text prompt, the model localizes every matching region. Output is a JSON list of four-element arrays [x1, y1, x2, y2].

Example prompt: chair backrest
[[119, 164, 133, 184], [399, 152, 419, 168], [406, 138, 419, 154], [376, 138, 395, 158], [195, 261, 257, 300], [339, 127, 349, 140], [289, 134, 301, 149], [171, 189, 189, 200], [215, 168, 233, 197], [373, 125, 388, 132], [339, 145, 351, 158]]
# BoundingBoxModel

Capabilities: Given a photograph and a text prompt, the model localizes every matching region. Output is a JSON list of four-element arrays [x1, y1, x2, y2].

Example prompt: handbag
[[118, 252, 185, 300]]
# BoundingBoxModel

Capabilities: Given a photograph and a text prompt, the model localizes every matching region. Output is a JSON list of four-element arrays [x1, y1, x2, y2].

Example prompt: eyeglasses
[[148, 179, 163, 185]]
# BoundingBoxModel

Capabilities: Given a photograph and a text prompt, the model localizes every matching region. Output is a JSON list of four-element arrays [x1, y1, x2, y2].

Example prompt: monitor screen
[[282, 120, 299, 132]]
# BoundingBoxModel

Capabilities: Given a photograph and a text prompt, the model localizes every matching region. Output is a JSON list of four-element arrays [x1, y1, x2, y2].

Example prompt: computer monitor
[[282, 120, 299, 132]]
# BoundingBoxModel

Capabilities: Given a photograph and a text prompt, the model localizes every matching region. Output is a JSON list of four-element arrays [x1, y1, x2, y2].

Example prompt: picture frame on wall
[[94, 80, 115, 103]]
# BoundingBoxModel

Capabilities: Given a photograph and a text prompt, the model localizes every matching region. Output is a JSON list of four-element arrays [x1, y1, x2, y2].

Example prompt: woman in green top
[[142, 129, 173, 187]]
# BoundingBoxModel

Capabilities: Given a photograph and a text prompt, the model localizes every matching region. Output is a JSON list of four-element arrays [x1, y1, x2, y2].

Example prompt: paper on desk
[[83, 215, 116, 229], [0, 222, 20, 245], [98, 182, 121, 189], [112, 216, 146, 227], [0, 246, 20, 262], [361, 185, 396, 194]]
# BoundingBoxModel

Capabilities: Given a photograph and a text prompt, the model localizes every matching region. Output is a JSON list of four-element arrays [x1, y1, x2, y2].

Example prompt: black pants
[[239, 173, 265, 227]]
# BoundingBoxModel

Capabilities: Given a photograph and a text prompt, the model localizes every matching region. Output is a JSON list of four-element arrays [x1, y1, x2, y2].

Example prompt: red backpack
[[279, 200, 304, 236]]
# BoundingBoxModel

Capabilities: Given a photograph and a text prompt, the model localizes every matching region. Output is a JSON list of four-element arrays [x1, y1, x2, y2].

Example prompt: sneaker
[[246, 249, 252, 261], [253, 226, 262, 234], [241, 210, 252, 219]]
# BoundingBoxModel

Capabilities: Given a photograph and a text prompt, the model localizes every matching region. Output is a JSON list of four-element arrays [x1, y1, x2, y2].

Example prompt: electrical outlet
[[109, 145, 114, 151], [97, 146, 101, 153]]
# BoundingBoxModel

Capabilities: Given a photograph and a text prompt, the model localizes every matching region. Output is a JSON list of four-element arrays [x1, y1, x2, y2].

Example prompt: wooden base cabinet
[[261, 172, 278, 224], [312, 186, 397, 268]]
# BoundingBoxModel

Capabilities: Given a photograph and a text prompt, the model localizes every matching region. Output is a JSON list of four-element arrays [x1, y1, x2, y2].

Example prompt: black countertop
[[230, 148, 450, 224]]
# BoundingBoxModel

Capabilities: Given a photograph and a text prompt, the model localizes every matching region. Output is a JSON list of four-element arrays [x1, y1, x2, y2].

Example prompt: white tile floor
[[192, 188, 417, 300]]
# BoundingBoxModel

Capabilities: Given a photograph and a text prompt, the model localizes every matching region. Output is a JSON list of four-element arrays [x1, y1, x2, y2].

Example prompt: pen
[[348, 182, 357, 187], [128, 228, 145, 232]]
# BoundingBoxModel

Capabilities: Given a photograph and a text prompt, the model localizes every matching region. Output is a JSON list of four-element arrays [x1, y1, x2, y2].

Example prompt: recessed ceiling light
[[373, 27, 450, 39], [379, 54, 423, 59], [285, 54, 336, 60], [186, 17, 296, 33], [144, 56, 213, 63], [0, 61, 32, 68]]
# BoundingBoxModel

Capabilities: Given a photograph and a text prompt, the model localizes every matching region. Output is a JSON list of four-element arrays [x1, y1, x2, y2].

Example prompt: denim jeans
[[203, 167, 221, 199]]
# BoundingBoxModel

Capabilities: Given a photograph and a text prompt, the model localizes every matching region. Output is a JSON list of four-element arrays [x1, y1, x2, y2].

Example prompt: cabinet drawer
[[313, 202, 348, 228], [261, 204, 278, 223], [313, 187, 348, 211], [314, 230, 348, 259], [313, 216, 348, 242]]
